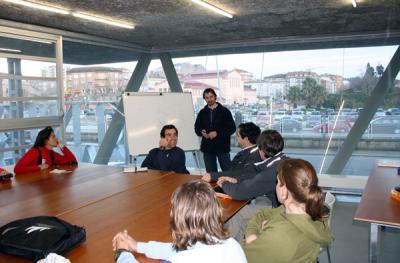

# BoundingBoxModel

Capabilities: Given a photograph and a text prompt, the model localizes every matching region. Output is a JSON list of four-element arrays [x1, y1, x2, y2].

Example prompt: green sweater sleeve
[[244, 208, 274, 237]]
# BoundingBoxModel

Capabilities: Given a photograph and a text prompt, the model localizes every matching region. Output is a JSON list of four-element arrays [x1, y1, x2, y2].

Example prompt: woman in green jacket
[[241, 159, 333, 263]]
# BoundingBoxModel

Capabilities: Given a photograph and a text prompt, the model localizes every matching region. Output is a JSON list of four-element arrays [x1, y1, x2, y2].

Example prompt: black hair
[[34, 126, 54, 147], [257, 129, 284, 158], [202, 88, 217, 99], [160, 124, 178, 138], [238, 122, 261, 144]]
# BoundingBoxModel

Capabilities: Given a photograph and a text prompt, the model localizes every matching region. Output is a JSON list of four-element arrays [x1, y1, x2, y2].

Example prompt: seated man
[[202, 122, 261, 182], [141, 124, 189, 174], [217, 129, 287, 207], [216, 129, 287, 240]]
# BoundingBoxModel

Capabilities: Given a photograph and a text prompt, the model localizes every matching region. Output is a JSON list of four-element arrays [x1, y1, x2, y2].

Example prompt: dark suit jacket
[[210, 145, 261, 181], [221, 152, 287, 207]]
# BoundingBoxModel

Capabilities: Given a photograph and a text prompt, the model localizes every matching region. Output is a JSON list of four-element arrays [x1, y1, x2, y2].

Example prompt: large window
[[1, 24, 399, 176], [63, 56, 137, 165], [0, 27, 63, 166], [163, 47, 400, 175]]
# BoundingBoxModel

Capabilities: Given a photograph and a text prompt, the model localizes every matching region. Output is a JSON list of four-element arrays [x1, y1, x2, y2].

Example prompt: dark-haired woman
[[241, 159, 332, 263], [14, 127, 77, 174]]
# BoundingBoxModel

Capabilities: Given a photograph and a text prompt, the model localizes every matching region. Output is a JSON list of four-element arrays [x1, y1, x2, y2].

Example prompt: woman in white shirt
[[112, 180, 247, 263]]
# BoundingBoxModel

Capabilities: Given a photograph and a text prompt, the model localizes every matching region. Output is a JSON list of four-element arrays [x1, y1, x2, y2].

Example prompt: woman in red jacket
[[0, 167, 9, 175], [14, 126, 77, 174]]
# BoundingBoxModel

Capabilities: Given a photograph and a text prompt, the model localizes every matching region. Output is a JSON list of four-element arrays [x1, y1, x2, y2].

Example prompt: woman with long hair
[[14, 126, 77, 174], [112, 180, 247, 263], [241, 159, 333, 263]]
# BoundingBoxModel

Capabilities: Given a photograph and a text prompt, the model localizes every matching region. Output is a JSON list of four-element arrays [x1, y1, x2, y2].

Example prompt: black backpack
[[0, 216, 86, 261]]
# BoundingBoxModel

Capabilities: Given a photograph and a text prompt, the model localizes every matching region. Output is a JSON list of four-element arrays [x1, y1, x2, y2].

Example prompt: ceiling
[[0, 0, 399, 64]]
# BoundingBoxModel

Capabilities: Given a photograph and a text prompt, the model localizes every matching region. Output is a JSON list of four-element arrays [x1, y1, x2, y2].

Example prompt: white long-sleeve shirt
[[117, 238, 247, 263]]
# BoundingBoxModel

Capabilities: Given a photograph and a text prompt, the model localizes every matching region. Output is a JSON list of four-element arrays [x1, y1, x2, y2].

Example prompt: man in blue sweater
[[141, 124, 189, 174]]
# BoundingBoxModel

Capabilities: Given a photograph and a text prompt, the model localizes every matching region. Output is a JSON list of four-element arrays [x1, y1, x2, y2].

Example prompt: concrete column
[[94, 53, 152, 164], [159, 53, 183, 92]]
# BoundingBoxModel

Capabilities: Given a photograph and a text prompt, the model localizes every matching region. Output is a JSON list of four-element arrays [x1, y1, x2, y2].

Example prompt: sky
[[1, 45, 399, 79]]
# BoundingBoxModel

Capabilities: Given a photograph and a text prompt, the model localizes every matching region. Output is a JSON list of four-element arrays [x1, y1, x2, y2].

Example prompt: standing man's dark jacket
[[210, 145, 261, 181], [194, 103, 236, 153], [221, 152, 287, 206]]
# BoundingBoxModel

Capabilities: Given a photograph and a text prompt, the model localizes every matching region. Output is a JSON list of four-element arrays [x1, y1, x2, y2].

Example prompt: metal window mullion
[[0, 75, 56, 81], [0, 144, 32, 153], [0, 96, 58, 101], [0, 53, 56, 62], [0, 116, 63, 132], [0, 26, 59, 41], [56, 36, 65, 141]]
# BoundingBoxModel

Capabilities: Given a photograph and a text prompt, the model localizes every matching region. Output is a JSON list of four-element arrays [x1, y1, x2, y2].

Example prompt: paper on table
[[123, 167, 148, 173], [50, 169, 72, 174], [377, 160, 400, 168]]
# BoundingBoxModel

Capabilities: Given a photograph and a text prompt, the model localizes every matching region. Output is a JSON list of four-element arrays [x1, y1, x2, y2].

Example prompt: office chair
[[319, 191, 336, 263]]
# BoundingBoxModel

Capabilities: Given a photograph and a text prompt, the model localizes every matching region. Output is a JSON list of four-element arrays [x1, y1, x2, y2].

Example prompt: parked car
[[291, 110, 304, 121], [306, 108, 316, 115], [342, 111, 358, 122], [369, 116, 400, 134], [256, 115, 271, 127], [306, 115, 322, 128], [386, 108, 400, 116], [313, 121, 352, 133], [273, 109, 287, 121], [272, 119, 302, 132], [374, 108, 386, 117], [83, 108, 95, 116]]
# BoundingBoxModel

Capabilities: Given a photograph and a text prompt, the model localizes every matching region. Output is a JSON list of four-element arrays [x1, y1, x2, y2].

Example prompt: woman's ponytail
[[278, 159, 325, 221], [305, 185, 324, 221]]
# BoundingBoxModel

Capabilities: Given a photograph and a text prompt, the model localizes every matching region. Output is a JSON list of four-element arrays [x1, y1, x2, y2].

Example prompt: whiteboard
[[123, 92, 200, 156]]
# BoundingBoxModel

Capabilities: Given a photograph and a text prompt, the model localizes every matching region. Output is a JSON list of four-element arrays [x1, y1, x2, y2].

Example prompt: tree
[[301, 77, 327, 109], [376, 64, 384, 77], [365, 63, 375, 77], [322, 94, 341, 109], [363, 63, 378, 95], [286, 86, 302, 108]]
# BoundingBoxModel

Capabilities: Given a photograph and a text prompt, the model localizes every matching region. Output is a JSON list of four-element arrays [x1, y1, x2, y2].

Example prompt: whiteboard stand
[[192, 151, 200, 174], [191, 150, 204, 175]]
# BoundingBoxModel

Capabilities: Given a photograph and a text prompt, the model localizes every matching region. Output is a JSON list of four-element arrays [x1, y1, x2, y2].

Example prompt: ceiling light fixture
[[0, 47, 22, 52], [191, 0, 233, 18], [352, 0, 357, 8], [72, 12, 135, 29], [3, 0, 70, 15]]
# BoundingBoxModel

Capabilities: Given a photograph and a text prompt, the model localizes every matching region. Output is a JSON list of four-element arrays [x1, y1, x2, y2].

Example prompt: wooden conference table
[[354, 160, 400, 263], [0, 163, 247, 263]]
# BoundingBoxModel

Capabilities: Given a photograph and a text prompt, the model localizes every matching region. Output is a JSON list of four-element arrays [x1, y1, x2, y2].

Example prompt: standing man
[[141, 124, 189, 174], [195, 88, 236, 172]]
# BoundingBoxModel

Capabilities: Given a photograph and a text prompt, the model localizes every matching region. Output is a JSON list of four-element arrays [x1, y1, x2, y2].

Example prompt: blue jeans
[[203, 152, 232, 172]]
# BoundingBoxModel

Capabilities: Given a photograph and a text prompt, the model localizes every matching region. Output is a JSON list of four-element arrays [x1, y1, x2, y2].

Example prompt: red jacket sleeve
[[53, 146, 77, 165], [14, 148, 41, 174]]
